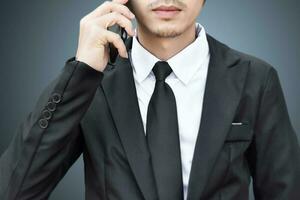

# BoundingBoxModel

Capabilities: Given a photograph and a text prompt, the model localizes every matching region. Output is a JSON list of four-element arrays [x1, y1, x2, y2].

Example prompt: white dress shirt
[[129, 22, 210, 200]]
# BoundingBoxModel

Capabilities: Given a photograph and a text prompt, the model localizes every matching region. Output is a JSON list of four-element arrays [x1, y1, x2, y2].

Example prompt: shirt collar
[[130, 22, 209, 85]]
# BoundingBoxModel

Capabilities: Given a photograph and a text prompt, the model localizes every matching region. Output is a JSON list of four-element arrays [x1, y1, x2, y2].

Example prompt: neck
[[136, 23, 196, 61]]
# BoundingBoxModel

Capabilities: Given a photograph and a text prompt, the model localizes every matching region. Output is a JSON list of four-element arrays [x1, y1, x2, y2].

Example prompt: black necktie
[[146, 61, 184, 200]]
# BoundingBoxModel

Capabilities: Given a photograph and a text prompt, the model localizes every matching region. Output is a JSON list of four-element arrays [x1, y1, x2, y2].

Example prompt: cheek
[[188, 0, 203, 16], [187, 5, 202, 19]]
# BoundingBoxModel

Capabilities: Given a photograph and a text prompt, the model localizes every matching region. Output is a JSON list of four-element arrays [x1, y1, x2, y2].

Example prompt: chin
[[148, 22, 184, 38], [153, 29, 182, 38]]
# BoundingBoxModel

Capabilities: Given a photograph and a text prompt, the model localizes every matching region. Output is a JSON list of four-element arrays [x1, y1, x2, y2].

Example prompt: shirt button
[[39, 119, 48, 129]]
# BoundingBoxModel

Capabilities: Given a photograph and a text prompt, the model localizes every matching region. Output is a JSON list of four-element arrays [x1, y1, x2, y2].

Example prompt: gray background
[[0, 0, 299, 199]]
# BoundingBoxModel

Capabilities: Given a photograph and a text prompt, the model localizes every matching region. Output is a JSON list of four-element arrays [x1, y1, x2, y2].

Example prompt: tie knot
[[152, 61, 173, 81]]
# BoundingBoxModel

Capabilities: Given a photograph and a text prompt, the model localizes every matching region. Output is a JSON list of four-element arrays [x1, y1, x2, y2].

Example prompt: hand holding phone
[[75, 0, 135, 72]]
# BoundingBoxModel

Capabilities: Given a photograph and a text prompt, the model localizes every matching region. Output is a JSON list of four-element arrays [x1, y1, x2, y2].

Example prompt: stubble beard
[[138, 20, 183, 39], [153, 27, 181, 38]]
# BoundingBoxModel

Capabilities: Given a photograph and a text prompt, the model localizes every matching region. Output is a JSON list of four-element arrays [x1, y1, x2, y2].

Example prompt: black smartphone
[[108, 25, 128, 64], [108, 2, 130, 64]]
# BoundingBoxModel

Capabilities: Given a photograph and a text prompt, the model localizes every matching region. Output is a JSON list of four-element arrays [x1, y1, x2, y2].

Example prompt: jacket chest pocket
[[224, 123, 253, 143], [224, 123, 253, 165]]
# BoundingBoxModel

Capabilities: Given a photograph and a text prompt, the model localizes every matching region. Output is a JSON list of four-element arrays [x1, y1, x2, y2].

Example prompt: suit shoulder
[[226, 45, 279, 88], [227, 45, 277, 73], [207, 34, 278, 88], [207, 34, 277, 75], [213, 37, 278, 91]]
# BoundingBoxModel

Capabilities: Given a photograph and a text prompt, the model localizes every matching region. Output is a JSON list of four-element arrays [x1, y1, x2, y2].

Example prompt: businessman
[[1, 0, 300, 199]]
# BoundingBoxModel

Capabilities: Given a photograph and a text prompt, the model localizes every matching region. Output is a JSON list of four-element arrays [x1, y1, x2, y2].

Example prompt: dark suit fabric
[[1, 34, 300, 200]]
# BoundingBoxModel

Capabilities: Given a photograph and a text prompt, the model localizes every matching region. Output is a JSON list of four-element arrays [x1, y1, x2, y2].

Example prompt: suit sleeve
[[246, 66, 300, 199], [0, 57, 104, 199]]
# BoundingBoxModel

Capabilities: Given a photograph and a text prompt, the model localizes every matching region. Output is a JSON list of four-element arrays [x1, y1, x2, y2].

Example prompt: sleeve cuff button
[[39, 119, 49, 129], [51, 93, 62, 103], [42, 110, 52, 120], [47, 101, 56, 112]]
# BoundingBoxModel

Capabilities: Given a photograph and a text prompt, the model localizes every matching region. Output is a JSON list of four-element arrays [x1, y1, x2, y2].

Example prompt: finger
[[95, 11, 135, 36], [88, 1, 134, 20], [102, 30, 128, 58]]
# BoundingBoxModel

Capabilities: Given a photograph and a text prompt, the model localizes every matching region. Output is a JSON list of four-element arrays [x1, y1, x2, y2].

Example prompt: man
[[1, 0, 300, 199]]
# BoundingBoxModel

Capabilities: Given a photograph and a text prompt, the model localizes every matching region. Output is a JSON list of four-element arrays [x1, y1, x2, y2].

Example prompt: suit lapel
[[101, 37, 158, 200], [186, 34, 250, 200]]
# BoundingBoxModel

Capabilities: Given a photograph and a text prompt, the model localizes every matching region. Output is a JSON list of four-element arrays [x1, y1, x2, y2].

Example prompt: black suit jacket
[[1, 34, 300, 200]]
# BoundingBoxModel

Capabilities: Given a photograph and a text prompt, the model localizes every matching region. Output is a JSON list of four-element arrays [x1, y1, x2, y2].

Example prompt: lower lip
[[153, 10, 181, 18]]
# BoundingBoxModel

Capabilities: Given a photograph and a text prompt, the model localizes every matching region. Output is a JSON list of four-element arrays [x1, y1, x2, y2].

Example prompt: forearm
[[0, 57, 103, 199]]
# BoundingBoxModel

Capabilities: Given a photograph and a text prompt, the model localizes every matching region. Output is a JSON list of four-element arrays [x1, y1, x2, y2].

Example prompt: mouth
[[152, 5, 182, 19]]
